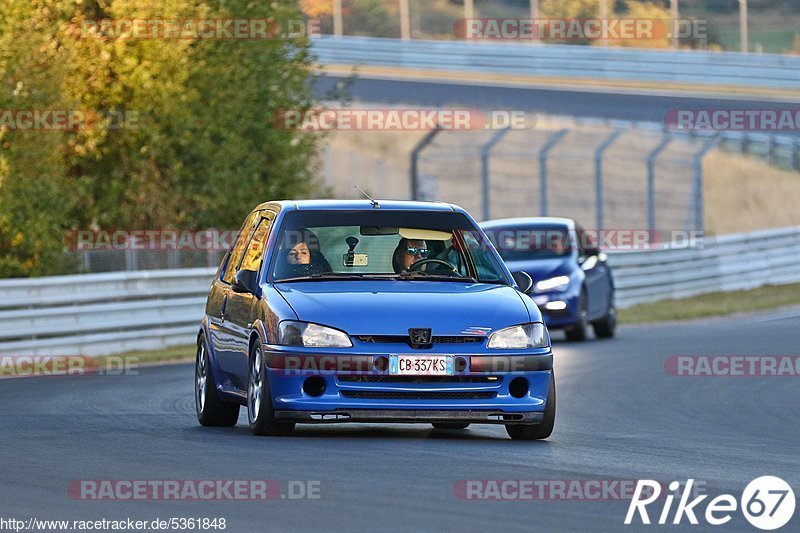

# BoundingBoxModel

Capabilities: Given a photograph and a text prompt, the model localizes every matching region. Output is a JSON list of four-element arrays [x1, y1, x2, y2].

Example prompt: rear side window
[[240, 213, 275, 272], [221, 210, 260, 284]]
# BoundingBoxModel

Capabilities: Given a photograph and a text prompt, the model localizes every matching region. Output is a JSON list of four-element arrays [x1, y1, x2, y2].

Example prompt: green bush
[[0, 0, 323, 277]]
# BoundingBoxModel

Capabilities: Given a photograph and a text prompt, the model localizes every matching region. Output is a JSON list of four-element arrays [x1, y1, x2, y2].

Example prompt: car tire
[[431, 423, 470, 430], [196, 335, 240, 427], [564, 291, 589, 341], [592, 305, 617, 339], [505, 373, 556, 441], [248, 338, 295, 437]]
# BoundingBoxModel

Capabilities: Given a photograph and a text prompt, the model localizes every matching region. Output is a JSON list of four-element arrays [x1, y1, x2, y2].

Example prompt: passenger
[[277, 229, 331, 278], [392, 238, 429, 273]]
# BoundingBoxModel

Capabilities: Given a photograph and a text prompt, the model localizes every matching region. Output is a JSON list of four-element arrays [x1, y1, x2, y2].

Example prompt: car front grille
[[338, 376, 501, 384], [340, 390, 497, 400]]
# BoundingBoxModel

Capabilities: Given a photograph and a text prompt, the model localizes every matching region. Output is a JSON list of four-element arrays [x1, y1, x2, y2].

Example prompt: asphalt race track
[[314, 74, 800, 127], [1, 310, 799, 532]]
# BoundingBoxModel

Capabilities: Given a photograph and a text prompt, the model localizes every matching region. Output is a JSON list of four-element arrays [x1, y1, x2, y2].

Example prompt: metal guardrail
[[312, 36, 800, 90], [609, 226, 800, 308], [0, 268, 215, 356], [1, 226, 799, 355]]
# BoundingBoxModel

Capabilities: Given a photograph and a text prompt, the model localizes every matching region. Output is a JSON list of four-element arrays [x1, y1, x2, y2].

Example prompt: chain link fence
[[412, 116, 719, 234]]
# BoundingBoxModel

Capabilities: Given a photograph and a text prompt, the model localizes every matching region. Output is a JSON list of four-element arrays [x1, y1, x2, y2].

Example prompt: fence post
[[410, 127, 441, 201], [690, 136, 719, 233], [647, 136, 672, 232], [538, 129, 569, 216], [767, 134, 776, 165], [480, 127, 511, 221], [795, 137, 800, 171], [594, 130, 624, 231]]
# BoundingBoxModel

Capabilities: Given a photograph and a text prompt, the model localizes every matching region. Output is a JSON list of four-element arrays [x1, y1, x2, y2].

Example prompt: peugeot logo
[[408, 328, 432, 345]]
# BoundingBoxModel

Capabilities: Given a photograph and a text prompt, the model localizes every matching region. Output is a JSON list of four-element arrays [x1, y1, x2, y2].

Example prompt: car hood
[[503, 258, 574, 283], [275, 281, 532, 336]]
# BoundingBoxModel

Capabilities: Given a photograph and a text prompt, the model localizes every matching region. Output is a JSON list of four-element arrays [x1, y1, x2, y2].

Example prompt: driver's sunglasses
[[406, 247, 430, 258]]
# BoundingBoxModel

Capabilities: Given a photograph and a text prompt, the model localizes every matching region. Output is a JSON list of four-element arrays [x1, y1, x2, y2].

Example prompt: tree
[[618, 0, 672, 49], [300, 0, 334, 18], [0, 0, 323, 277]]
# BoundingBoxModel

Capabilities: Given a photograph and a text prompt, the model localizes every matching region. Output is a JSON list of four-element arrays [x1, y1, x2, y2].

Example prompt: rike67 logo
[[626, 477, 795, 530]]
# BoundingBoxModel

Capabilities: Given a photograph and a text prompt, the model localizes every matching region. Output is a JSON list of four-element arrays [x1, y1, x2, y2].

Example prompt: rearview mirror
[[232, 269, 259, 294], [511, 271, 534, 294]]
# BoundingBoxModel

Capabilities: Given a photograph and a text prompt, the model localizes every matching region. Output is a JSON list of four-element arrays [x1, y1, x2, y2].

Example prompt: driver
[[392, 238, 429, 273]]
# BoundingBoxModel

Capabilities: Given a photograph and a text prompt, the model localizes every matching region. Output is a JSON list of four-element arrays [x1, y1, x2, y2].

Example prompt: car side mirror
[[581, 248, 600, 258], [511, 271, 534, 294], [232, 269, 259, 294]]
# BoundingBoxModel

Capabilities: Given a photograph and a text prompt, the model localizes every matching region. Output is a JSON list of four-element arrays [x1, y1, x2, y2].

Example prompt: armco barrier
[[0, 226, 798, 356], [609, 226, 800, 307], [311, 36, 800, 91], [0, 268, 215, 356]]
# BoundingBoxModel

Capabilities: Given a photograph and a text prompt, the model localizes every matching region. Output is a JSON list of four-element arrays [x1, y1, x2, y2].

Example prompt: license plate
[[389, 355, 454, 376]]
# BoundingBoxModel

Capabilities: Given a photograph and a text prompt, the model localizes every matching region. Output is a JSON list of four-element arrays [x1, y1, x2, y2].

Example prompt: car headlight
[[277, 321, 353, 348], [487, 323, 549, 349], [535, 275, 570, 292]]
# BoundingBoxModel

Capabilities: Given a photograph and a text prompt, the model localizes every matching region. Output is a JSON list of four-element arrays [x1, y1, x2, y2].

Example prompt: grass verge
[[619, 282, 800, 324]]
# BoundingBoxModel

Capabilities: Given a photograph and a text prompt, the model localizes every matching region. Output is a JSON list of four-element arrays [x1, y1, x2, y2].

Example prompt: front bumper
[[263, 346, 553, 419], [274, 409, 544, 425]]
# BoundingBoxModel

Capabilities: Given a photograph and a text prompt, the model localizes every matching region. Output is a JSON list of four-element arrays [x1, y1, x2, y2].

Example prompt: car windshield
[[484, 224, 574, 261], [270, 210, 508, 284]]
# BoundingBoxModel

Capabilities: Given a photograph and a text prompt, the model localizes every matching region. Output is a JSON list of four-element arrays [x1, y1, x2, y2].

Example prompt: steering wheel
[[409, 258, 458, 273]]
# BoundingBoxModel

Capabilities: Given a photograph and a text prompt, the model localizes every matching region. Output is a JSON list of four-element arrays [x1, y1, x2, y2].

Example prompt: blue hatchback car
[[480, 217, 616, 341], [196, 200, 555, 440]]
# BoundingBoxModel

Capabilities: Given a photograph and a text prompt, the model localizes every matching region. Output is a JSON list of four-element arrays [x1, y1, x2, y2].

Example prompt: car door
[[576, 225, 610, 320], [213, 210, 262, 380], [221, 211, 276, 389]]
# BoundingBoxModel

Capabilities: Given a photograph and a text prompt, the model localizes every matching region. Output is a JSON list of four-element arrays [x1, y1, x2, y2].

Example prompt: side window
[[461, 230, 503, 282], [240, 213, 275, 272], [222, 211, 260, 284]]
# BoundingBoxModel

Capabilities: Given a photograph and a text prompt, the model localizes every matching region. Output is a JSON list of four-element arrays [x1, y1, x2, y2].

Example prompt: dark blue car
[[481, 217, 616, 341], [196, 200, 555, 439]]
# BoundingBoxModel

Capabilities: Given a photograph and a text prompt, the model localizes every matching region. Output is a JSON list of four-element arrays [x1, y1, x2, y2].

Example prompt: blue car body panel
[[274, 281, 532, 335]]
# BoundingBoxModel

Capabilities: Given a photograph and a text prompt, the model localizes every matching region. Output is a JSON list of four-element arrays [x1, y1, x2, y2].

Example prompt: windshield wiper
[[277, 272, 368, 282], [396, 271, 478, 283]]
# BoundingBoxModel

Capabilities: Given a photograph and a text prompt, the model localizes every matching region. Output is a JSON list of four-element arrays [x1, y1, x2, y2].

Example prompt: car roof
[[254, 199, 458, 212], [480, 217, 576, 230]]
